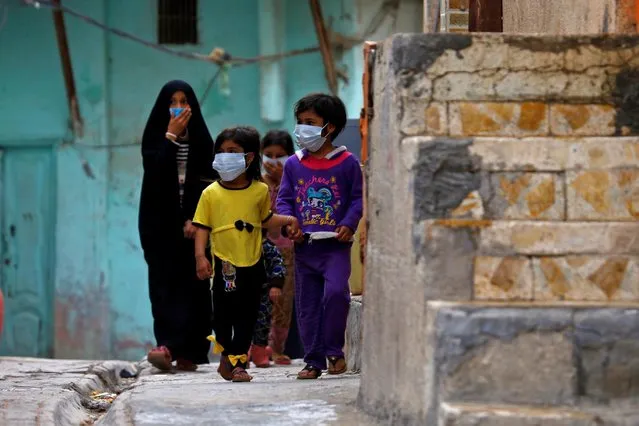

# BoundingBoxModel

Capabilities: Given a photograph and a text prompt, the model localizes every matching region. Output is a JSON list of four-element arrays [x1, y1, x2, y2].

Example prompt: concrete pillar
[[359, 32, 639, 424]]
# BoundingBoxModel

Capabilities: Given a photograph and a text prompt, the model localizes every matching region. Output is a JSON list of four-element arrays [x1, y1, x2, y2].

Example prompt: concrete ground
[[0, 356, 137, 425], [100, 359, 378, 426], [0, 357, 377, 425], [0, 357, 91, 425]]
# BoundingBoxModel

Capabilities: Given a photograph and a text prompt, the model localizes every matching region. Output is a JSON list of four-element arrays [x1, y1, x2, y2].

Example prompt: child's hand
[[196, 256, 212, 280], [269, 287, 282, 302], [335, 226, 354, 242], [264, 161, 283, 181], [286, 216, 303, 243], [286, 224, 304, 243]]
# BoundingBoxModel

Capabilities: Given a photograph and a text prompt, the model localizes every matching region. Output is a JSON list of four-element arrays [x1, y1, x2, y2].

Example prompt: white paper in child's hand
[[307, 231, 354, 242]]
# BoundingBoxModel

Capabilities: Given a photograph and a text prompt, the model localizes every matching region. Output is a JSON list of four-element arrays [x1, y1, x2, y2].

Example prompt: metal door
[[0, 146, 55, 357]]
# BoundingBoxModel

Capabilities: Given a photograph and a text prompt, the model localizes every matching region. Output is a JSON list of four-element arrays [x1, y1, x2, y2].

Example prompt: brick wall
[[360, 33, 639, 422]]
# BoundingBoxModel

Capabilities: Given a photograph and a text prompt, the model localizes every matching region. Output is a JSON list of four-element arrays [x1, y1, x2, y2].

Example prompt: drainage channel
[[63, 362, 139, 425]]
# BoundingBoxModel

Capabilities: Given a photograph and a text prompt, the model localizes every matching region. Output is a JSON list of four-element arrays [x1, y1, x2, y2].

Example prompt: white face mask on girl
[[212, 153, 247, 182], [261, 155, 288, 176], [293, 124, 328, 152]]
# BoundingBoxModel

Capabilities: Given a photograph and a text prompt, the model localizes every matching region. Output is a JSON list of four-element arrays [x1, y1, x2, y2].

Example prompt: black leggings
[[212, 256, 264, 367]]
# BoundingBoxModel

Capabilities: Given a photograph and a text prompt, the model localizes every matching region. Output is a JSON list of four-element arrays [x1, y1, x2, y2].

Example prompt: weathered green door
[[0, 146, 55, 357]]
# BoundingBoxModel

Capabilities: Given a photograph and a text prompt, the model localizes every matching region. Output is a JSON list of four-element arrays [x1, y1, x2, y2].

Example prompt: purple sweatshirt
[[276, 146, 363, 241]]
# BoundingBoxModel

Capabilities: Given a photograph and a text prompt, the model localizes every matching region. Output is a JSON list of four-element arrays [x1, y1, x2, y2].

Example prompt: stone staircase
[[428, 302, 639, 425], [357, 33, 639, 425]]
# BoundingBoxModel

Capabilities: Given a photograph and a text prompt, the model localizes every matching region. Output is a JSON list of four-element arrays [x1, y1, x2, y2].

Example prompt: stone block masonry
[[360, 33, 639, 425], [428, 303, 639, 426]]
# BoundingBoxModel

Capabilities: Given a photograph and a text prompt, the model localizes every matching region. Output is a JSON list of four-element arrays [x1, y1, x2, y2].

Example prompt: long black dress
[[138, 80, 216, 364]]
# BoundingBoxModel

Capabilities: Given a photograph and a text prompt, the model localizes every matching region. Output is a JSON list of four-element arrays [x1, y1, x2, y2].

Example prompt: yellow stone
[[490, 257, 527, 292], [526, 178, 556, 218], [539, 258, 569, 297], [517, 103, 546, 131], [488, 103, 514, 122], [425, 105, 442, 133], [618, 169, 639, 187], [499, 175, 532, 205], [570, 170, 611, 214], [459, 103, 501, 135], [627, 189, 639, 218], [554, 105, 590, 130], [565, 256, 590, 268], [587, 258, 629, 299]]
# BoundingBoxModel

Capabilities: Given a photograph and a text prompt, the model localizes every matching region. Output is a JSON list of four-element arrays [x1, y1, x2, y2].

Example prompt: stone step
[[439, 402, 639, 426], [344, 296, 362, 372], [418, 302, 639, 424]]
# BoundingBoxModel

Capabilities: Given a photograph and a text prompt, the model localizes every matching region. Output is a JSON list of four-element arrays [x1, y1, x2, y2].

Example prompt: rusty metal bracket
[[51, 0, 83, 138], [309, 0, 339, 95], [360, 41, 376, 164]]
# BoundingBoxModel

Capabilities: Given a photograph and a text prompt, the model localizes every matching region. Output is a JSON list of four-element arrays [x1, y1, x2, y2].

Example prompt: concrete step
[[344, 296, 362, 372], [418, 302, 639, 424], [439, 402, 639, 426]]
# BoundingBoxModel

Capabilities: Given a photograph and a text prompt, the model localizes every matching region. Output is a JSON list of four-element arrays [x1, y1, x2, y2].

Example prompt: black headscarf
[[138, 80, 216, 252]]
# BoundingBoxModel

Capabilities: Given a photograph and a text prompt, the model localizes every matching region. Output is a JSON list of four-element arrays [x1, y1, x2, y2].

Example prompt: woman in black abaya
[[139, 80, 216, 371]]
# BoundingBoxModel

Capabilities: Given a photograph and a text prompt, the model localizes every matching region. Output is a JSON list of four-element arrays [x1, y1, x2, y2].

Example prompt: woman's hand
[[183, 220, 197, 239], [264, 161, 283, 182], [167, 107, 192, 136], [269, 287, 282, 302], [196, 256, 212, 280]]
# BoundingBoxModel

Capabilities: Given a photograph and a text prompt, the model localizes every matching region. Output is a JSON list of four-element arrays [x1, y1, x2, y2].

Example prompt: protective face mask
[[261, 155, 289, 175], [170, 107, 184, 118], [294, 124, 328, 152], [170, 107, 184, 117], [212, 153, 247, 182], [263, 155, 289, 167]]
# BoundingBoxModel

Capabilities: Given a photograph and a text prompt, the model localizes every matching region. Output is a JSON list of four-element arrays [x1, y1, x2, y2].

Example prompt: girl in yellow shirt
[[193, 126, 299, 383]]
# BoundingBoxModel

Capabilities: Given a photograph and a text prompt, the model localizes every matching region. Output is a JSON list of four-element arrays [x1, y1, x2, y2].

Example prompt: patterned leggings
[[252, 286, 272, 346], [252, 247, 295, 350]]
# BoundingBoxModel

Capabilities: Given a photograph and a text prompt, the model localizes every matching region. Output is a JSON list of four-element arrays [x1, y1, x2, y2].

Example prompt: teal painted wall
[[0, 0, 362, 360]]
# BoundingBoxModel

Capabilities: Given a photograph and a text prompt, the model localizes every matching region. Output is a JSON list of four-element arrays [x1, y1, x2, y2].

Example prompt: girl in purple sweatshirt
[[277, 93, 363, 380]]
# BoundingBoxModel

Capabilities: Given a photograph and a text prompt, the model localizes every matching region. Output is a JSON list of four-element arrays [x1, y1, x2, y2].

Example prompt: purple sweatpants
[[295, 243, 351, 370]]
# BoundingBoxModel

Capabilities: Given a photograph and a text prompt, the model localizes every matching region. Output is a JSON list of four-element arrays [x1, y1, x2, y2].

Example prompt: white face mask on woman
[[212, 153, 247, 182], [293, 124, 328, 152]]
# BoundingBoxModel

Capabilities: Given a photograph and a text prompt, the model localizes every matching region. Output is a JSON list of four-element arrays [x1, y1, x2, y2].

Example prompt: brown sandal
[[327, 356, 347, 375], [297, 364, 322, 380], [231, 367, 253, 382], [176, 359, 198, 372], [217, 356, 233, 381], [273, 354, 292, 365]]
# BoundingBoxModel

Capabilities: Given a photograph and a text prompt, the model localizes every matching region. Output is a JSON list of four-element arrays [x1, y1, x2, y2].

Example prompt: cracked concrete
[[0, 357, 136, 425], [99, 360, 375, 426], [0, 357, 371, 425]]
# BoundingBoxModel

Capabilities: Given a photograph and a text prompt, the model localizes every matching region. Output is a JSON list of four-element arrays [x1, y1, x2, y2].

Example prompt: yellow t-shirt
[[193, 180, 272, 267]]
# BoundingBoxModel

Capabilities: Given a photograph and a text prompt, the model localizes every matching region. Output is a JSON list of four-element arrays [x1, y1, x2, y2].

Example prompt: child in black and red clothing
[[249, 236, 286, 367]]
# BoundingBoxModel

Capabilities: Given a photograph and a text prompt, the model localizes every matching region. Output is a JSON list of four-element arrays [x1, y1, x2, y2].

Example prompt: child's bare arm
[[194, 228, 212, 279], [194, 227, 209, 258], [263, 213, 296, 229], [264, 214, 302, 242]]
